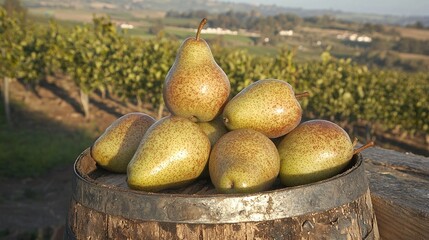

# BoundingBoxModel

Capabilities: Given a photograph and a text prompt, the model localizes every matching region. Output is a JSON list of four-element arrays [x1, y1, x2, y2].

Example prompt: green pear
[[197, 116, 228, 147], [91, 113, 155, 173], [197, 116, 228, 179], [127, 116, 211, 192], [209, 129, 280, 194], [163, 18, 230, 122], [222, 79, 307, 138], [277, 119, 373, 187]]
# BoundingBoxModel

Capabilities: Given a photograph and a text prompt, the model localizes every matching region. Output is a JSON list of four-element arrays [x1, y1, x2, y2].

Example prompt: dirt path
[[0, 164, 73, 239]]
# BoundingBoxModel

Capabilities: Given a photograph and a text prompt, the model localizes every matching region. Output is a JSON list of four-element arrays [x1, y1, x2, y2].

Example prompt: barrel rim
[[71, 149, 368, 223], [73, 148, 363, 197]]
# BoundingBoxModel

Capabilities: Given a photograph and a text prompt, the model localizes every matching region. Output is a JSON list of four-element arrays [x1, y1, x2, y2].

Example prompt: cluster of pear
[[90, 19, 373, 194]]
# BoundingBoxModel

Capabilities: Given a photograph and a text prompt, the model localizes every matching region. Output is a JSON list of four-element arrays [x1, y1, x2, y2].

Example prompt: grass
[[0, 103, 94, 178], [0, 126, 93, 178], [238, 45, 278, 57], [126, 27, 156, 39], [165, 26, 194, 38], [218, 34, 254, 44], [393, 27, 429, 41], [162, 17, 200, 27]]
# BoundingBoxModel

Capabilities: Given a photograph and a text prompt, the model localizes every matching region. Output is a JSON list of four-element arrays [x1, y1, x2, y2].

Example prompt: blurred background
[[0, 0, 428, 239]]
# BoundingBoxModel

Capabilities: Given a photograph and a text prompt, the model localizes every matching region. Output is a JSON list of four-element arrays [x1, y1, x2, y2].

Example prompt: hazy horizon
[[220, 0, 429, 17]]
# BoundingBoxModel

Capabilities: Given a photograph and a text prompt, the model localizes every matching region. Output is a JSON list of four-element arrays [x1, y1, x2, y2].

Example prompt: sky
[[220, 0, 429, 16]]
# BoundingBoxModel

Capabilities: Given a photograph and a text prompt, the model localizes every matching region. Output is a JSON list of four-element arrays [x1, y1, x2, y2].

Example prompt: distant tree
[[394, 37, 429, 55], [407, 21, 425, 29], [165, 10, 209, 19], [360, 23, 385, 34], [2, 0, 26, 15], [148, 20, 164, 35], [369, 38, 391, 51], [165, 10, 181, 18], [189, 10, 209, 19]]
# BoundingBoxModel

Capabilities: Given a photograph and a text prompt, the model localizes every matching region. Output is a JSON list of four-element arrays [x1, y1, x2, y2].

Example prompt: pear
[[197, 116, 228, 178], [91, 113, 155, 173], [209, 129, 280, 194], [197, 116, 228, 147], [277, 119, 374, 187], [222, 79, 307, 138], [127, 116, 211, 192], [163, 18, 231, 122]]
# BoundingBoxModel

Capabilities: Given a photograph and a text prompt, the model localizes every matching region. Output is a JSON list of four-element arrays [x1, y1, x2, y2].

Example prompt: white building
[[200, 28, 238, 35], [119, 23, 134, 29], [279, 30, 294, 36], [336, 33, 372, 43]]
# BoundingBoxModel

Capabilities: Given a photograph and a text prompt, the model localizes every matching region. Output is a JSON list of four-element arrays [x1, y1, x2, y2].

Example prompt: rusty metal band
[[72, 154, 367, 224]]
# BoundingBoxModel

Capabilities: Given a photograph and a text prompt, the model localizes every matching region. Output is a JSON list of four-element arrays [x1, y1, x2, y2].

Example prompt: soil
[[0, 75, 427, 239]]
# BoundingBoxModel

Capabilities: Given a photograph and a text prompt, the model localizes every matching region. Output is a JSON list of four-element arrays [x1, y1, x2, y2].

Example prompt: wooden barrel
[[66, 148, 379, 239]]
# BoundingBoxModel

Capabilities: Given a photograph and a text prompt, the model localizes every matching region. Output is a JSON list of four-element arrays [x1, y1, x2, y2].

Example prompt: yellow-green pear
[[278, 119, 374, 186], [222, 79, 307, 138], [163, 18, 230, 122], [197, 116, 228, 178], [91, 113, 155, 173], [209, 129, 280, 194], [197, 116, 228, 147], [127, 116, 211, 192]]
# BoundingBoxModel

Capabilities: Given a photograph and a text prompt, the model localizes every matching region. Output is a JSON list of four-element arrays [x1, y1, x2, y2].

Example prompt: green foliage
[[2, 17, 65, 87], [113, 37, 177, 107], [63, 16, 119, 94], [216, 49, 273, 94], [0, 7, 26, 79], [294, 52, 428, 135], [20, 27, 45, 85]]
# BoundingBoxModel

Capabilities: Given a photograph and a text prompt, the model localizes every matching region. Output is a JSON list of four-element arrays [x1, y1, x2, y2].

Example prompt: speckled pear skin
[[277, 120, 354, 187], [127, 116, 211, 192], [163, 36, 231, 122], [196, 116, 228, 179], [197, 116, 228, 147], [222, 79, 302, 138], [90, 113, 156, 173], [209, 129, 280, 194]]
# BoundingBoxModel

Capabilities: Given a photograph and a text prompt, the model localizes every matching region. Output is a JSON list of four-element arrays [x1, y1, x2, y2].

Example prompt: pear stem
[[353, 141, 375, 155], [295, 91, 310, 100], [196, 18, 207, 41], [352, 137, 358, 147]]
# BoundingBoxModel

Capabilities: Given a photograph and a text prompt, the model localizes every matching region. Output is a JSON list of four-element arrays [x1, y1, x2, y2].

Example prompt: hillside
[[23, 0, 429, 26]]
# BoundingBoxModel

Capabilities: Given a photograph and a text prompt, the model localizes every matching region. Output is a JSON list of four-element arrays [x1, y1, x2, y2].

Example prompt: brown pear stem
[[295, 91, 310, 100], [352, 137, 358, 147], [353, 141, 375, 155], [196, 18, 207, 41], [223, 117, 229, 124]]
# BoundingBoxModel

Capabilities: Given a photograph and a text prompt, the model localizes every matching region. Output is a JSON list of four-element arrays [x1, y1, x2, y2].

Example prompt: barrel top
[[72, 148, 368, 224]]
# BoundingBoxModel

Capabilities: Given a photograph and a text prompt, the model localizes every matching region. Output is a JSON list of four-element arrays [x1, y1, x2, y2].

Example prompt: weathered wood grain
[[363, 147, 429, 240], [68, 190, 377, 239]]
